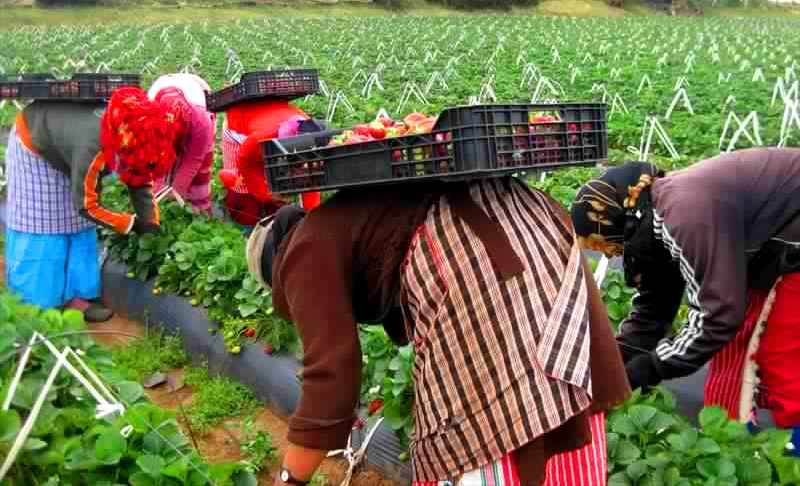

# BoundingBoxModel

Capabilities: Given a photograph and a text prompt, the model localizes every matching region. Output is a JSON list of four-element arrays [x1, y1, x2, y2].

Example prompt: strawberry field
[[2, 12, 800, 486]]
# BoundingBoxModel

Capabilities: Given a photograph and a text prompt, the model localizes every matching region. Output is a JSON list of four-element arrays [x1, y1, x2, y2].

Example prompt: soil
[[90, 313, 400, 486]]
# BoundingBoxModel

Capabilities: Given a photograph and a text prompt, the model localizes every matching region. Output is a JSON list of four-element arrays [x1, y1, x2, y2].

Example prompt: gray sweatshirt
[[618, 148, 800, 379]]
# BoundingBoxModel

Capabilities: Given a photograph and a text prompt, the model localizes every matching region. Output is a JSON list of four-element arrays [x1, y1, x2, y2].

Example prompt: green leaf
[[612, 414, 638, 437], [12, 376, 57, 409], [163, 456, 190, 483], [609, 471, 632, 486], [616, 439, 642, 465], [62, 309, 86, 331], [629, 405, 658, 431], [649, 411, 678, 434], [117, 381, 145, 404], [129, 472, 157, 486], [699, 406, 728, 432], [388, 356, 402, 371], [694, 438, 721, 455], [608, 284, 622, 300], [735, 456, 772, 486], [137, 454, 166, 477], [382, 400, 410, 431], [23, 437, 48, 451], [608, 301, 625, 321], [238, 303, 259, 318], [0, 409, 21, 442], [696, 457, 735, 479], [626, 460, 649, 482], [644, 445, 672, 469], [95, 427, 127, 465], [668, 429, 697, 453]]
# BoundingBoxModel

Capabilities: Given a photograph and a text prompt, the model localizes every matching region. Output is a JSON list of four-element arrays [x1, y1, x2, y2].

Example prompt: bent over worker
[[147, 73, 216, 215], [247, 178, 630, 485], [221, 98, 322, 226], [4, 87, 181, 322], [570, 149, 800, 449]]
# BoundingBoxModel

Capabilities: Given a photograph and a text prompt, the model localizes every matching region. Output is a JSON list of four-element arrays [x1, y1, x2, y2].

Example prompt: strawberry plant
[[360, 327, 415, 448], [607, 386, 799, 486], [0, 290, 256, 486]]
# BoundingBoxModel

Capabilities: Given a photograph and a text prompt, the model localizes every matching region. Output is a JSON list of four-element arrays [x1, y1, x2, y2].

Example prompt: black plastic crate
[[0, 73, 139, 101], [206, 69, 319, 112], [264, 103, 607, 195]]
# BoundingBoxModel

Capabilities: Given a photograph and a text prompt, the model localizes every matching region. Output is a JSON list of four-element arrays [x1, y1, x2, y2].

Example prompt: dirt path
[[90, 314, 398, 486]]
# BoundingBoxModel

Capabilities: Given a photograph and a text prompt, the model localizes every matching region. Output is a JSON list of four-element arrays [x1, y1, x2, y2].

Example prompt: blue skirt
[[5, 227, 101, 309]]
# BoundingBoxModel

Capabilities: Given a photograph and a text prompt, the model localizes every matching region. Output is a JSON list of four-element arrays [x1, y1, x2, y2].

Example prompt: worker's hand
[[132, 218, 160, 235], [625, 352, 662, 392]]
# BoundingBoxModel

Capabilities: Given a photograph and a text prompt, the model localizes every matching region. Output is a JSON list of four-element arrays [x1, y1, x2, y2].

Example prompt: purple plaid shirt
[[6, 128, 95, 234]]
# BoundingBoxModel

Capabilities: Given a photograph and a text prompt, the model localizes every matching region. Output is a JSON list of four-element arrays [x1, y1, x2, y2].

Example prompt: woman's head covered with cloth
[[571, 161, 666, 286], [100, 87, 183, 188], [247, 205, 307, 289]]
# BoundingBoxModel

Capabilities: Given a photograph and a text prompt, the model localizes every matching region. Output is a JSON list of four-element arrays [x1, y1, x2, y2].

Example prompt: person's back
[[653, 148, 800, 251]]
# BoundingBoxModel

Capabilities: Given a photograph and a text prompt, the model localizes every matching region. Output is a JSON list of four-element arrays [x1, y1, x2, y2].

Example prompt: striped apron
[[413, 413, 607, 486], [222, 124, 248, 194], [401, 179, 593, 483]]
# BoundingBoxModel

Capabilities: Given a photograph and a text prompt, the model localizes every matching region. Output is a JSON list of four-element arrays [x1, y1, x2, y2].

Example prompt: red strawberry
[[368, 399, 384, 416], [353, 124, 371, 137], [264, 344, 274, 355], [379, 116, 394, 128], [243, 328, 256, 338], [369, 126, 386, 139], [353, 417, 366, 430]]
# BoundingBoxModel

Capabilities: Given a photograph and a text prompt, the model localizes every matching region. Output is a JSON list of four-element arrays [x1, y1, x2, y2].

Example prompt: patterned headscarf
[[100, 87, 182, 188], [571, 162, 662, 258]]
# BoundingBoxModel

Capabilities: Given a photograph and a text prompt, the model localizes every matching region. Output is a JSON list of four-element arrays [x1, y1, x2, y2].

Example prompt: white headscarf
[[147, 73, 210, 108]]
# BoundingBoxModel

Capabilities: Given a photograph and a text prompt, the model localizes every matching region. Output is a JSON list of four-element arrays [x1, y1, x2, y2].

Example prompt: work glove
[[625, 352, 662, 392]]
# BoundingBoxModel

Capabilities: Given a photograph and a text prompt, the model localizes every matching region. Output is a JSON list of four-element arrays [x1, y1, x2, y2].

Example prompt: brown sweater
[[271, 181, 629, 482]]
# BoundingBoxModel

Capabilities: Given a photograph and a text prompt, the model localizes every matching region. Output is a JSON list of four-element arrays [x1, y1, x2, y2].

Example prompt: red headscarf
[[100, 87, 182, 188]]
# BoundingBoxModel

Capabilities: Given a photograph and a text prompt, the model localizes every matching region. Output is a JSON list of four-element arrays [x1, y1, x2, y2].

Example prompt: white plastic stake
[[752, 67, 766, 82], [594, 256, 610, 287], [639, 117, 680, 160], [720, 111, 763, 152], [665, 87, 694, 119], [637, 74, 652, 94], [778, 100, 800, 148]]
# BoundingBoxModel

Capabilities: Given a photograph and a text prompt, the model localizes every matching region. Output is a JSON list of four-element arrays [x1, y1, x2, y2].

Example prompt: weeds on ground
[[237, 413, 278, 473], [112, 329, 189, 381], [184, 363, 259, 434]]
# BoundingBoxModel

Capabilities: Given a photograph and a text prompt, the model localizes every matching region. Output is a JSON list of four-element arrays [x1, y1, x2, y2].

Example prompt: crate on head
[[206, 69, 320, 113], [0, 73, 140, 101], [263, 103, 608, 195]]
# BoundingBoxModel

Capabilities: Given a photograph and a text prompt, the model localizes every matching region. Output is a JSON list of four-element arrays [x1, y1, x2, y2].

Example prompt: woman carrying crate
[[247, 178, 630, 486], [219, 98, 322, 226], [4, 87, 181, 322], [147, 73, 216, 215], [569, 149, 800, 449]]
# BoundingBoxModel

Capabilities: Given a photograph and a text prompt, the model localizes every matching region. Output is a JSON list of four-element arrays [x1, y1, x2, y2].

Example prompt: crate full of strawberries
[[263, 103, 607, 195]]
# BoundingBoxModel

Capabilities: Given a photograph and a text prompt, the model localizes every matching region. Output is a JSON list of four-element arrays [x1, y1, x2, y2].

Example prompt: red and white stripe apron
[[222, 125, 248, 194], [411, 413, 607, 486]]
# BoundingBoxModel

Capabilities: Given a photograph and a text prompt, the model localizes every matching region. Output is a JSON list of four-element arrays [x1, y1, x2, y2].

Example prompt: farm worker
[[147, 73, 216, 215], [570, 149, 800, 449], [4, 87, 182, 322], [247, 179, 631, 486], [220, 98, 322, 226]]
